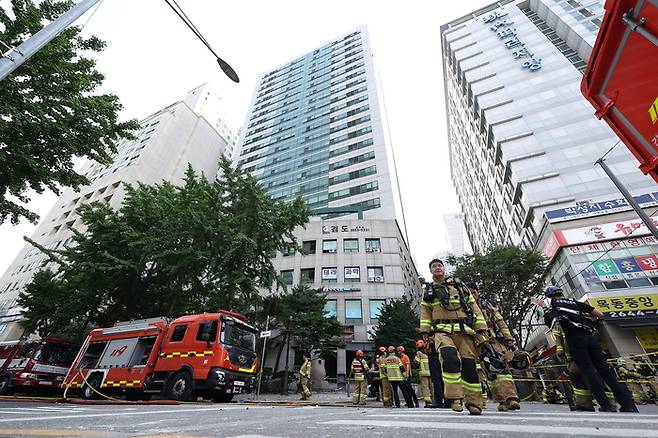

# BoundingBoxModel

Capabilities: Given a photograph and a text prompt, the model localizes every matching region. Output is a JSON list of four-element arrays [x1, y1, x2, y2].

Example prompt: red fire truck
[[63, 310, 258, 402], [0, 338, 77, 394]]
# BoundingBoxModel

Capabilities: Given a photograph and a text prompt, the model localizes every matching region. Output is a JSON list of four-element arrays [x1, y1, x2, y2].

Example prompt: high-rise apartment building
[[235, 26, 419, 378], [0, 84, 236, 341], [443, 212, 470, 257], [441, 0, 656, 253]]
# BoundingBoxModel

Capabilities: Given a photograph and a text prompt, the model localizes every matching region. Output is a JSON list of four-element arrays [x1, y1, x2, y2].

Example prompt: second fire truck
[[63, 310, 258, 402]]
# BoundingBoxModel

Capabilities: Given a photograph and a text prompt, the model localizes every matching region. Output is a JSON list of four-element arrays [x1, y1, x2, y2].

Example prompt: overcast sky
[[0, 0, 495, 278]]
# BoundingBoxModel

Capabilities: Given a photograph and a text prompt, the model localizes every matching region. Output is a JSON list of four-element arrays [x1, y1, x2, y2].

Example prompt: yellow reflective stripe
[[420, 319, 432, 324], [443, 372, 461, 383], [102, 379, 141, 388], [160, 350, 214, 358], [420, 301, 433, 308], [496, 374, 513, 382], [462, 381, 482, 392], [573, 388, 591, 396], [475, 317, 486, 325]]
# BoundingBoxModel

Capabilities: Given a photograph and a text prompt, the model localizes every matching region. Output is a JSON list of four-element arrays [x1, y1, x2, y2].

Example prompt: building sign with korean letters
[[545, 193, 657, 223], [482, 10, 542, 72], [321, 268, 337, 280], [589, 294, 658, 319], [344, 267, 360, 280], [552, 216, 658, 246], [322, 225, 370, 234]]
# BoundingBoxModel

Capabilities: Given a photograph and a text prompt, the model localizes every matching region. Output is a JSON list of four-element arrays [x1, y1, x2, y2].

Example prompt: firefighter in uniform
[[542, 383, 565, 404], [535, 286, 638, 413], [618, 363, 648, 404], [377, 346, 393, 407], [385, 346, 414, 408], [420, 259, 489, 415], [398, 346, 419, 408], [351, 350, 369, 405], [467, 282, 521, 412], [299, 353, 312, 400], [415, 340, 433, 407]]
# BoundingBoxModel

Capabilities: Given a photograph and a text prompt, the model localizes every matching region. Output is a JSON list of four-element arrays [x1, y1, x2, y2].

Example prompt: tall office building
[[235, 26, 419, 378], [441, 0, 656, 253], [0, 84, 236, 341], [443, 212, 470, 257]]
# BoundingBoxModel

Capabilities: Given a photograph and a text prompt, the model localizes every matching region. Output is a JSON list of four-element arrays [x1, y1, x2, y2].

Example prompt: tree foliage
[[0, 0, 138, 224], [18, 158, 309, 340], [447, 245, 547, 347], [261, 285, 344, 374], [371, 297, 418, 357]]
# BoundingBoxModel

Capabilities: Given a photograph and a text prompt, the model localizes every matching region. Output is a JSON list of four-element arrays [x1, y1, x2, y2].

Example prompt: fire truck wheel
[[211, 393, 234, 403], [0, 376, 14, 395], [165, 371, 193, 401], [82, 374, 103, 400]]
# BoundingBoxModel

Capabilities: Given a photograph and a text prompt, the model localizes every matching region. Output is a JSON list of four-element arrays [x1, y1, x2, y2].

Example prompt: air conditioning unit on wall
[[374, 276, 384, 283]]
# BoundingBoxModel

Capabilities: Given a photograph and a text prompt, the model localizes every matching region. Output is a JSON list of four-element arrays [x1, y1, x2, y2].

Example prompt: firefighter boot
[[507, 398, 520, 411], [497, 401, 508, 412], [450, 399, 464, 412], [467, 404, 482, 415]]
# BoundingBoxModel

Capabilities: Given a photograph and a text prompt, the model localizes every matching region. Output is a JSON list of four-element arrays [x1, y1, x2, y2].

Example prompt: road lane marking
[[321, 419, 658, 437], [0, 429, 108, 436], [366, 413, 657, 424]]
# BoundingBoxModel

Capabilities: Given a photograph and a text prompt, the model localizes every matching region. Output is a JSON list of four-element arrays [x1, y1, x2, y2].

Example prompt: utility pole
[[0, 0, 101, 82], [595, 157, 658, 240], [255, 315, 270, 400]]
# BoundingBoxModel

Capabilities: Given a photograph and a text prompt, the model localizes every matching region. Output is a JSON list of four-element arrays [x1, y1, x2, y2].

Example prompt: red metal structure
[[0, 338, 77, 394], [581, 0, 658, 182], [63, 310, 258, 402]]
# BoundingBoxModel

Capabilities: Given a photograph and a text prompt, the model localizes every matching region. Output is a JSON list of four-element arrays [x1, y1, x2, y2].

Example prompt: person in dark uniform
[[533, 286, 638, 413], [425, 334, 445, 408]]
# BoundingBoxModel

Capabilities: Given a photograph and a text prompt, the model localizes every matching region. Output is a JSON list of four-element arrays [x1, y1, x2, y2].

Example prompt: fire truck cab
[[64, 310, 258, 402], [0, 338, 77, 394]]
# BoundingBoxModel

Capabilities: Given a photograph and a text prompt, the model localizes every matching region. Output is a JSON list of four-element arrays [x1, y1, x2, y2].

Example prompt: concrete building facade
[[0, 84, 235, 341]]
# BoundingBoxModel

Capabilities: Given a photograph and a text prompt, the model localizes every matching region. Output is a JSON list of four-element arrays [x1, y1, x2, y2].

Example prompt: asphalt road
[[0, 399, 658, 437]]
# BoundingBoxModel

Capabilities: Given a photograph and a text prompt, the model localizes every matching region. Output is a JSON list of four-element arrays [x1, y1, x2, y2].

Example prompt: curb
[[0, 396, 179, 406]]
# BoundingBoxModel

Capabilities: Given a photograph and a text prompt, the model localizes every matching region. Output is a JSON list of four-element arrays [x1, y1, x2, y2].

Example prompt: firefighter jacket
[[479, 299, 513, 342], [377, 355, 389, 380], [352, 358, 369, 381], [619, 367, 643, 383], [300, 358, 311, 379], [414, 351, 431, 377], [419, 277, 487, 336], [552, 324, 572, 363], [385, 354, 404, 381]]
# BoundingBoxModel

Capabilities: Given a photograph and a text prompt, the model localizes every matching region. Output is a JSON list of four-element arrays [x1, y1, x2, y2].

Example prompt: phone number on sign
[[606, 309, 658, 318]]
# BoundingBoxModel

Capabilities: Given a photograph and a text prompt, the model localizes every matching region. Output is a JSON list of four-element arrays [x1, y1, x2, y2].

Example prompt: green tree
[[447, 245, 547, 347], [0, 0, 138, 224], [371, 297, 418, 356], [263, 285, 344, 375], [18, 157, 309, 340]]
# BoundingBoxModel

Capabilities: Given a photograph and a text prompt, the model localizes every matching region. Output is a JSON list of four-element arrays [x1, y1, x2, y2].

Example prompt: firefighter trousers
[[486, 340, 519, 403], [300, 377, 311, 399], [435, 332, 482, 409], [353, 378, 367, 404], [390, 380, 413, 408], [381, 378, 393, 406], [420, 376, 433, 403]]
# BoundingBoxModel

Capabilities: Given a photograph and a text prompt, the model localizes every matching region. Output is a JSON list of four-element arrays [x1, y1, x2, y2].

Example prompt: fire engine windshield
[[33, 343, 77, 366], [221, 319, 256, 351]]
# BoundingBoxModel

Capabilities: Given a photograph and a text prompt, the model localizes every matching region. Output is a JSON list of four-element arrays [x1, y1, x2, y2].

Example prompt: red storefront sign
[[636, 254, 658, 275], [581, 0, 658, 182]]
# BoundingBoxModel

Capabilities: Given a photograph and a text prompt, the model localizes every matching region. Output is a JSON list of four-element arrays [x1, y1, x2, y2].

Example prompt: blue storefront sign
[[544, 193, 658, 223]]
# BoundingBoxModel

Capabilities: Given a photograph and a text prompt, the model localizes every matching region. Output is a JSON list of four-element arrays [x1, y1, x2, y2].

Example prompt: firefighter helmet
[[415, 339, 425, 348], [387, 346, 395, 353], [356, 350, 364, 357], [544, 285, 564, 298]]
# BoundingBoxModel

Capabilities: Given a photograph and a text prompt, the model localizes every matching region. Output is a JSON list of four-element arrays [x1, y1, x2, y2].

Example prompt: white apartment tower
[[0, 84, 237, 341]]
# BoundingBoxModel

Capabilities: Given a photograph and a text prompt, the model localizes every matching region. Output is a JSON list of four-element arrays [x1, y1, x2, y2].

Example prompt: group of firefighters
[[298, 258, 654, 414]]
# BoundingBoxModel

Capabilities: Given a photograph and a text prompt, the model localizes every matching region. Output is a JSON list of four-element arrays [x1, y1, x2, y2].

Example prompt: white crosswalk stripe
[[321, 409, 658, 437]]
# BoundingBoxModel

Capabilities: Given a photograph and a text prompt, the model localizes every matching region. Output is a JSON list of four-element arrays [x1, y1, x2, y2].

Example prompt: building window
[[365, 238, 381, 252], [345, 299, 362, 324], [369, 299, 386, 321], [300, 268, 315, 284], [282, 244, 296, 257], [343, 239, 359, 253], [367, 267, 384, 282], [302, 240, 317, 255], [344, 266, 360, 282], [322, 239, 337, 253], [281, 270, 293, 285], [321, 267, 338, 283], [324, 300, 337, 318]]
